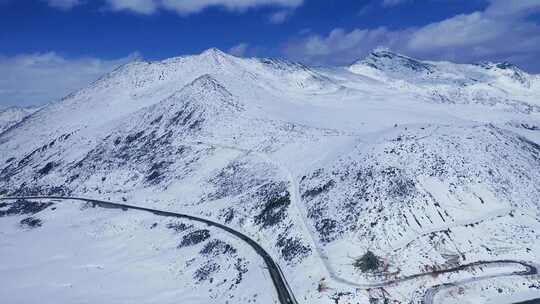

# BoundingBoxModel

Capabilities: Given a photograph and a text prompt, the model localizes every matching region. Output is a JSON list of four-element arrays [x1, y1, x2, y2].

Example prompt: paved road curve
[[0, 196, 298, 304], [421, 261, 538, 304]]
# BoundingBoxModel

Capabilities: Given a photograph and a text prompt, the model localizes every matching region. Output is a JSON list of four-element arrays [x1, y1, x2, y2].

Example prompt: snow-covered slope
[[0, 105, 41, 134], [1, 48, 540, 304], [0, 198, 274, 304]]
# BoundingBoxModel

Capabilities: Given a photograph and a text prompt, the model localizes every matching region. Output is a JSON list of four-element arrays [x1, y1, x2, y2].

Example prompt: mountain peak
[[367, 47, 402, 58], [476, 61, 524, 73], [475, 61, 530, 85], [201, 47, 227, 56], [192, 47, 239, 69], [496, 62, 520, 70], [352, 48, 435, 74], [199, 47, 233, 60]]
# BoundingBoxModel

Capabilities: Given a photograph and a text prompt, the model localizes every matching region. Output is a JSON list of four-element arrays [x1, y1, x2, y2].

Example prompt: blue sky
[[1, 0, 540, 107]]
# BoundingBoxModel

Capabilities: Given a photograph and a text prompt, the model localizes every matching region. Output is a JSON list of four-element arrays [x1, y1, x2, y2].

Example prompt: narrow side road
[[0, 196, 298, 304]]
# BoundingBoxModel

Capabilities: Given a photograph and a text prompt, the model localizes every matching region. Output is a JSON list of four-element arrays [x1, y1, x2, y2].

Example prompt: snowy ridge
[[0, 105, 41, 134]]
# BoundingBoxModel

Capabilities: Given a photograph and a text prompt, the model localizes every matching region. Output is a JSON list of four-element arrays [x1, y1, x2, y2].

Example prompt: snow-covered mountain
[[0, 105, 41, 134], [1, 48, 540, 304], [349, 48, 540, 113]]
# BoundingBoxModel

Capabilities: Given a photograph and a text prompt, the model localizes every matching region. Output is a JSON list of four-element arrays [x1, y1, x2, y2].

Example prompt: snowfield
[[0, 105, 40, 134], [0, 199, 275, 304], [1, 48, 540, 303]]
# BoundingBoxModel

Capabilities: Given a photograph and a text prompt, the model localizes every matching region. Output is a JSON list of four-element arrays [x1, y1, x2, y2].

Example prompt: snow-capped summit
[[346, 48, 540, 110], [196, 47, 240, 68], [201, 47, 232, 58], [476, 61, 531, 86], [477, 61, 524, 72], [351, 48, 435, 75], [350, 48, 535, 87]]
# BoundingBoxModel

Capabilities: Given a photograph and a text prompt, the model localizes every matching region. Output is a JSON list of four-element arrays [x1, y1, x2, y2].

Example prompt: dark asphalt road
[[0, 196, 298, 304]]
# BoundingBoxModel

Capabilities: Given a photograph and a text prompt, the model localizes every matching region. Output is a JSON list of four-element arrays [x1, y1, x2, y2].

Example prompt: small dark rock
[[20, 217, 42, 228]]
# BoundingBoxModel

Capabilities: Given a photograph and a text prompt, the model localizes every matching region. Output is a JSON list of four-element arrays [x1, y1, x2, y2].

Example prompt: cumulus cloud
[[406, 1, 540, 67], [0, 52, 138, 107], [407, 12, 504, 50], [283, 0, 540, 72], [104, 0, 303, 15]]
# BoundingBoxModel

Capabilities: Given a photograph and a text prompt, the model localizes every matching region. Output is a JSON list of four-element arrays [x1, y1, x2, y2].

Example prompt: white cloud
[[283, 0, 540, 72], [381, 0, 408, 7], [405, 2, 540, 67], [104, 0, 303, 15], [268, 9, 292, 24], [228, 42, 250, 57], [485, 0, 540, 17], [40, 0, 304, 15], [0, 52, 138, 107], [105, 0, 157, 14], [407, 12, 504, 50], [284, 27, 410, 65], [44, 0, 82, 9]]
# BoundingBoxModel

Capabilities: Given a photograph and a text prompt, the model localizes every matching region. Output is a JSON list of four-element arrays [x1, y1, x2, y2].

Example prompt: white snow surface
[[0, 199, 274, 304], [0, 105, 40, 134], [1, 48, 540, 303]]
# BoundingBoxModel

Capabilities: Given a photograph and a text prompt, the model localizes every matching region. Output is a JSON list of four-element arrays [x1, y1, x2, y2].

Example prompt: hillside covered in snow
[[0, 105, 41, 134], [1, 48, 540, 304]]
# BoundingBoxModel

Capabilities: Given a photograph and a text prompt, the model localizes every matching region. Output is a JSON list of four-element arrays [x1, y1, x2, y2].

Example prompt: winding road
[[420, 261, 538, 304], [0, 196, 298, 304], [2, 196, 538, 304]]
